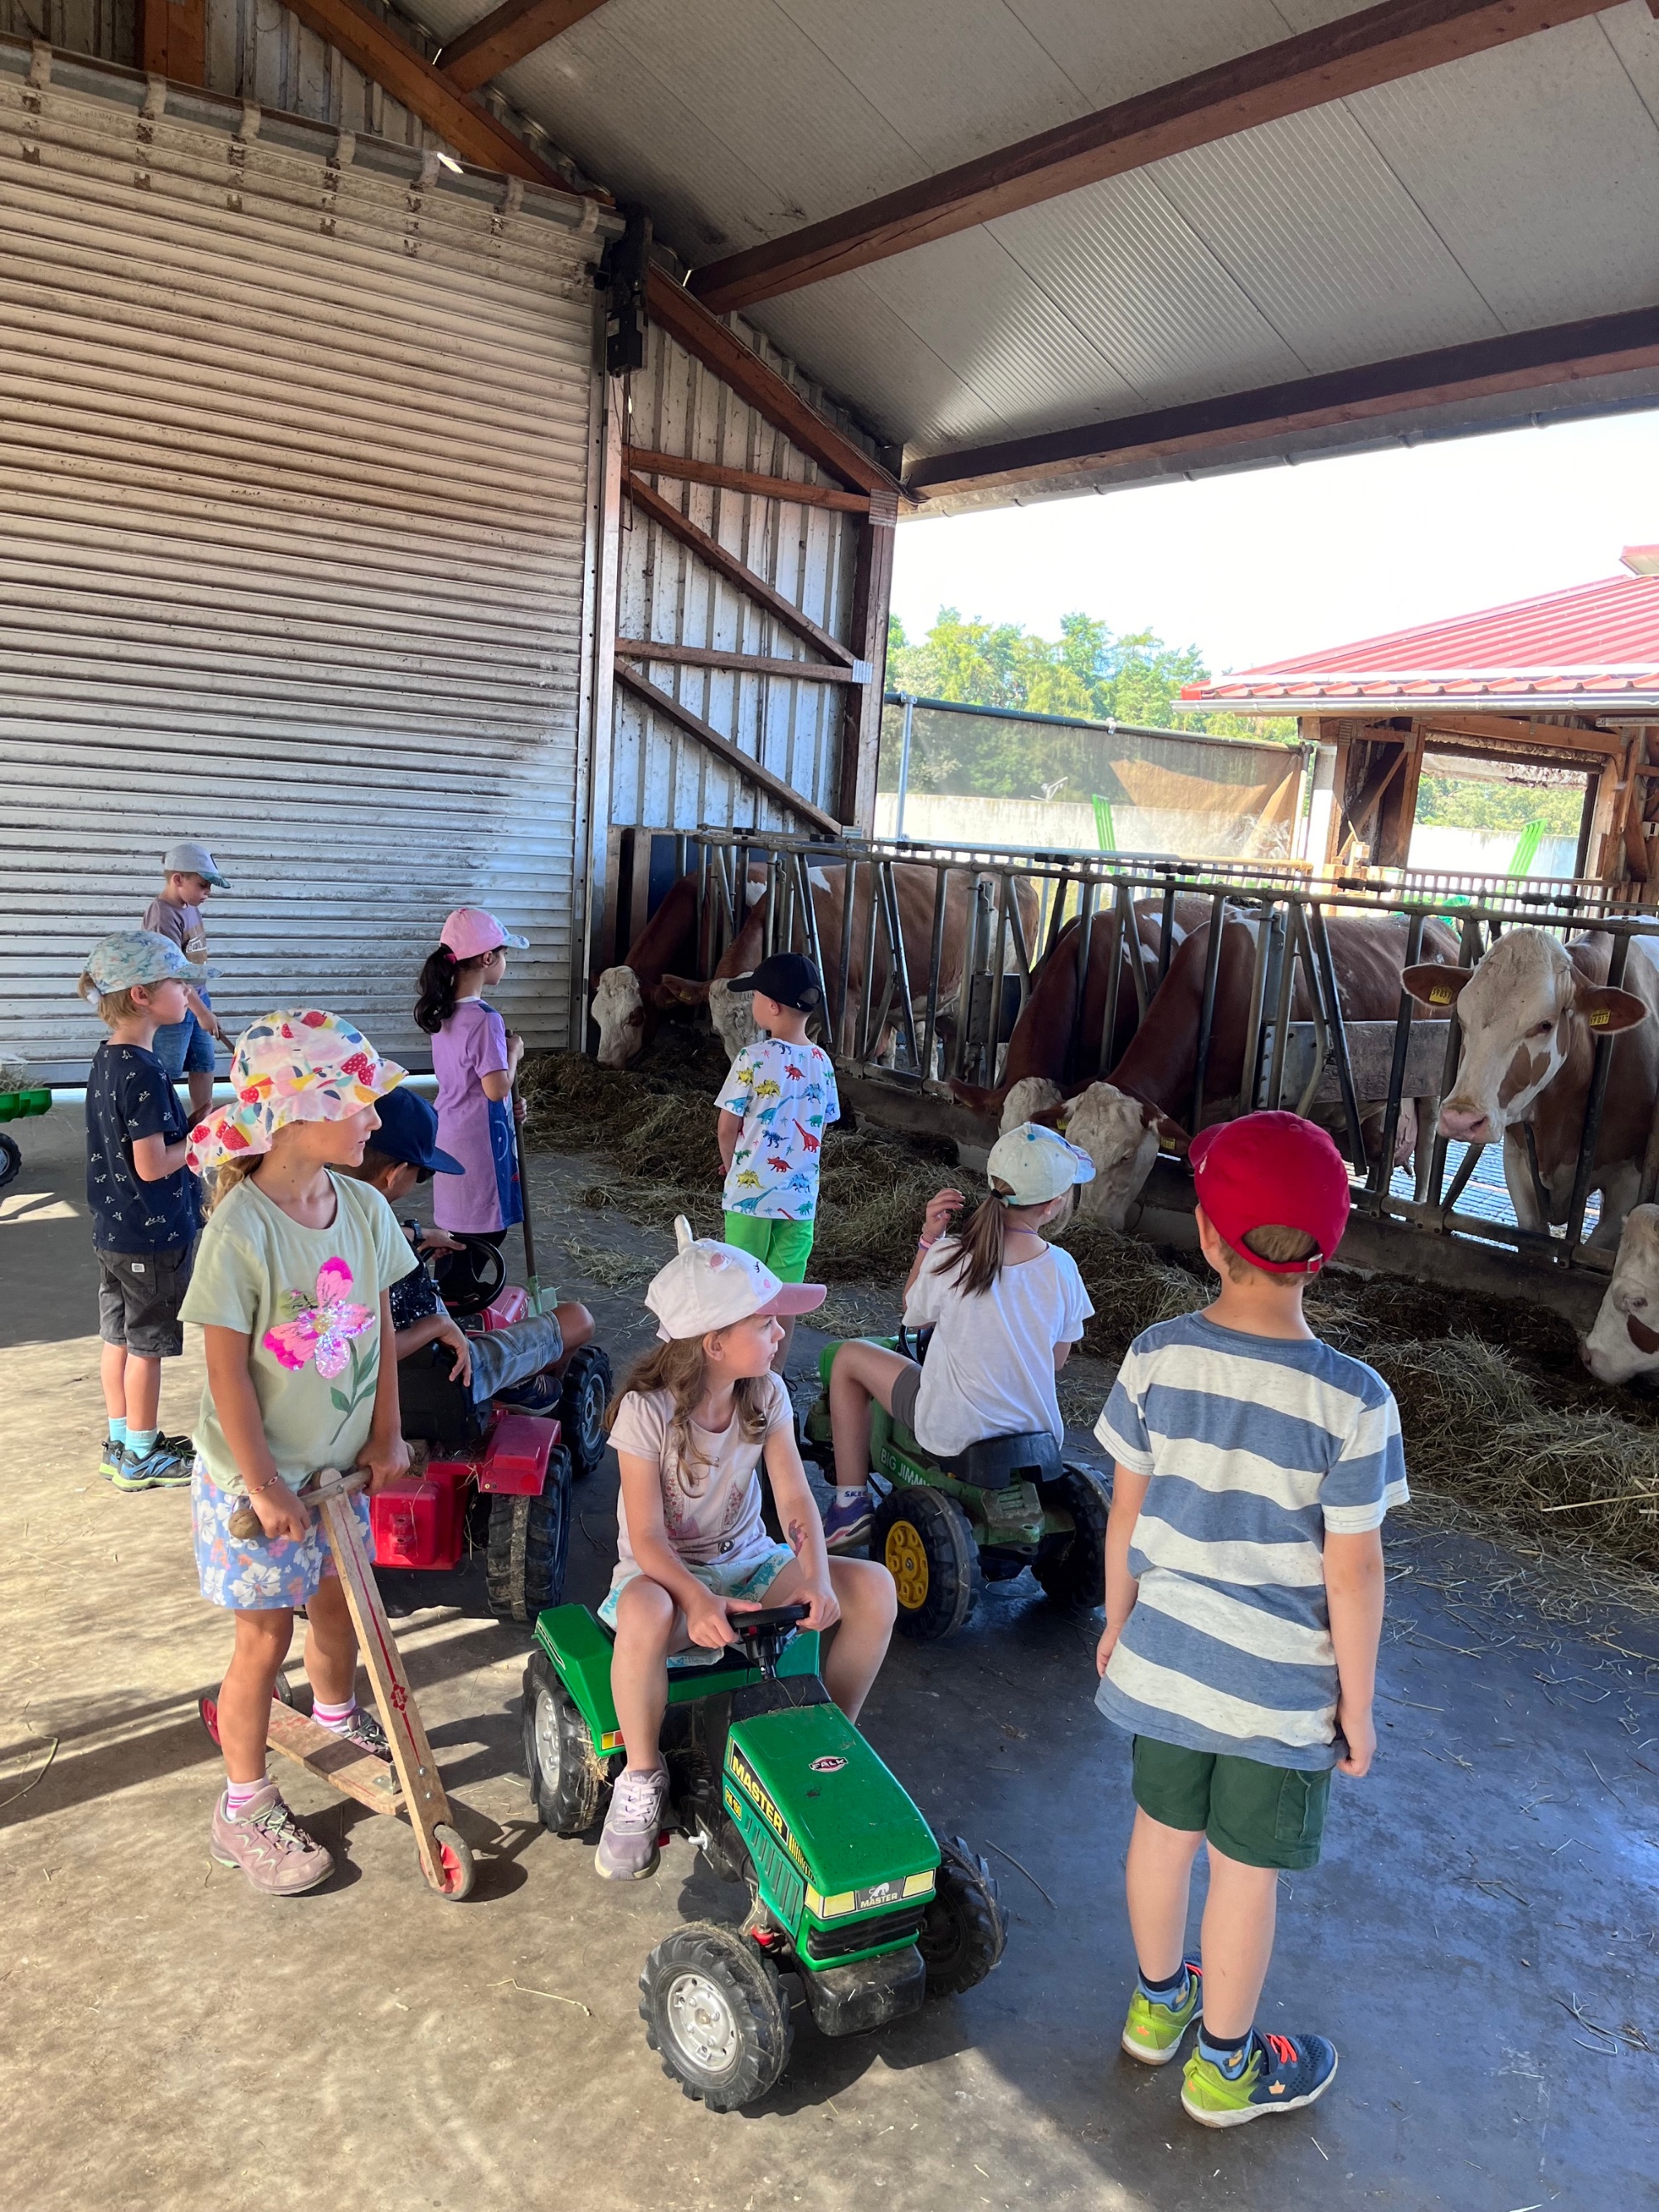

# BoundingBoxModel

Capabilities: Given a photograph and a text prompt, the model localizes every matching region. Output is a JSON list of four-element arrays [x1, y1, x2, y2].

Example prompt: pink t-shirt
[[608, 1373, 792, 1588], [431, 999, 521, 1233]]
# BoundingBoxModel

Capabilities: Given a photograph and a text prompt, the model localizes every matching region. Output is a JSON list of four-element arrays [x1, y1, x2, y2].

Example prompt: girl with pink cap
[[414, 907, 530, 1244]]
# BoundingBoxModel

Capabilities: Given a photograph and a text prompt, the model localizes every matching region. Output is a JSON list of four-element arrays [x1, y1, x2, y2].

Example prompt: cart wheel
[[557, 1345, 613, 1482], [639, 1923, 791, 2111], [873, 1486, 981, 1641], [486, 1446, 572, 1622], [0, 1131, 19, 1193], [273, 1670, 295, 1708], [523, 1646, 610, 1835], [431, 1821, 475, 1899], [919, 1834, 1007, 1998], [1032, 1462, 1112, 1607], [198, 1694, 221, 1744]]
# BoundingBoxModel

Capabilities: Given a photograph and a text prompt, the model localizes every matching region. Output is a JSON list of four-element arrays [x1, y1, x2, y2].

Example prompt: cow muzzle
[[1438, 1102, 1492, 1145]]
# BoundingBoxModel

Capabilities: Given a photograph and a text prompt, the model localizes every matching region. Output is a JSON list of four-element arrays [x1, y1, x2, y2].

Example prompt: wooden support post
[[837, 493, 897, 830], [437, 0, 608, 93], [139, 0, 206, 83]]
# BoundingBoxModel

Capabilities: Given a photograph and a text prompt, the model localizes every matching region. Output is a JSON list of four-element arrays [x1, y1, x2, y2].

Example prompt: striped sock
[[107, 1418, 128, 1446], [311, 1696, 357, 1733], [223, 1776, 266, 1817]]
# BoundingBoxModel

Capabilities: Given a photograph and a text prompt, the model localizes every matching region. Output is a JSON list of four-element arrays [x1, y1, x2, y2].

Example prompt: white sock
[[834, 1485, 870, 1505], [311, 1696, 357, 1733], [223, 1775, 266, 1816]]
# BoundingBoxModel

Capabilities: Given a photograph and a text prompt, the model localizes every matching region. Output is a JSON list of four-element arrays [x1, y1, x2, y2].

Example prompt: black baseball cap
[[726, 951, 824, 1011], [372, 1085, 462, 1180]]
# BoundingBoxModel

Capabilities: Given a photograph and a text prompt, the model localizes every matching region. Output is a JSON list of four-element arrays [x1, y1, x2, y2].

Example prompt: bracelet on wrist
[[917, 1234, 937, 1250], [245, 1469, 282, 1496]]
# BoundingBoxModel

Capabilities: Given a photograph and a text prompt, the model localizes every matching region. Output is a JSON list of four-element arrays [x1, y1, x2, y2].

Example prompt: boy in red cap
[[1092, 1110, 1405, 2129]]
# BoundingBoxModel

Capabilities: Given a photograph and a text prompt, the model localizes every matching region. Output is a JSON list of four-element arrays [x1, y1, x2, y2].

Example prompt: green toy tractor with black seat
[[522, 1600, 1007, 2110], [800, 1330, 1112, 1641]]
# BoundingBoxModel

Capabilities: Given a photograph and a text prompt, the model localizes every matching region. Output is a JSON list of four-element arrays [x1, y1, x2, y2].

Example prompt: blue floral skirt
[[192, 1461, 374, 1612]]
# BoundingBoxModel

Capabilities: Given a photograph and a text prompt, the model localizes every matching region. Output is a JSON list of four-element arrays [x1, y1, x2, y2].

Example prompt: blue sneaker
[[111, 1437, 192, 1492], [822, 1488, 873, 1554], [1182, 2030, 1338, 2128], [99, 1438, 126, 1484]]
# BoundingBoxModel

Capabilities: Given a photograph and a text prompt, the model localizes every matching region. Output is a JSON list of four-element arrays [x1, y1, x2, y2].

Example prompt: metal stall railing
[[666, 829, 1659, 1281]]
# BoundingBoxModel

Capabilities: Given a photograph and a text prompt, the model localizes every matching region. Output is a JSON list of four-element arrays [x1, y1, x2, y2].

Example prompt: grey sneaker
[[111, 1437, 192, 1492], [318, 1704, 389, 1759], [595, 1766, 669, 1880], [210, 1782, 335, 1895]]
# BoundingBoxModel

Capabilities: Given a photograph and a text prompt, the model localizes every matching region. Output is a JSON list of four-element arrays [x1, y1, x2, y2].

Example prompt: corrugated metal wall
[[0, 49, 606, 1077], [609, 315, 864, 834]]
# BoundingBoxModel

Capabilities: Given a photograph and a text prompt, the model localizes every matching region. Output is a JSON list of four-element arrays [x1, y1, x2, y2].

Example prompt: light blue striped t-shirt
[[1095, 1311, 1407, 1772]]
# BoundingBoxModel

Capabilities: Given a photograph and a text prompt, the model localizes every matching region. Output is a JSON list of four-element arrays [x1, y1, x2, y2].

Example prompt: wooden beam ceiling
[[139, 0, 205, 85], [904, 304, 1659, 502], [690, 0, 1619, 315], [275, 0, 589, 189], [437, 0, 609, 94]]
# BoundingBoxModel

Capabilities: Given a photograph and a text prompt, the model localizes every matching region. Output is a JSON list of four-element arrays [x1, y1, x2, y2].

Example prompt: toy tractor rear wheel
[[523, 1646, 610, 1835], [557, 1345, 612, 1482], [486, 1445, 572, 1622], [639, 1923, 792, 2112], [0, 1131, 19, 1193], [1033, 1462, 1112, 1608], [873, 1486, 981, 1642], [918, 1834, 1008, 1998]]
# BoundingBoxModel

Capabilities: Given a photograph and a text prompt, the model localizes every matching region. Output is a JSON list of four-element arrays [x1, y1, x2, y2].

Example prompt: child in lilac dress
[[414, 907, 528, 1239]]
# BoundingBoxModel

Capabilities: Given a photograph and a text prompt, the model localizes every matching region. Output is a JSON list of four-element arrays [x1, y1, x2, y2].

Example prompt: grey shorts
[[96, 1242, 195, 1358], [888, 1358, 922, 1433]]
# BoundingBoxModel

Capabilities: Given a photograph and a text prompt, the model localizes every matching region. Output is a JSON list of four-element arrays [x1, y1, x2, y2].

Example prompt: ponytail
[[206, 1155, 262, 1213], [940, 1183, 1053, 1298], [415, 946, 460, 1033]]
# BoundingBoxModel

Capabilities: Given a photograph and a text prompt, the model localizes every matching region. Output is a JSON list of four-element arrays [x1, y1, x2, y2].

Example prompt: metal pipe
[[1264, 900, 1298, 1111], [834, 853, 857, 1057], [879, 860, 919, 1073], [1426, 918, 1482, 1208], [857, 860, 880, 1062], [922, 865, 948, 1082], [1438, 1139, 1486, 1218], [1238, 899, 1275, 1111], [1157, 881, 1177, 984], [1125, 885, 1151, 1019], [1372, 909, 1426, 1204], [1070, 881, 1097, 1087], [1189, 892, 1228, 1137], [893, 694, 916, 840], [1565, 931, 1630, 1254], [1308, 900, 1369, 1173], [989, 874, 1013, 1080], [1097, 891, 1126, 1081]]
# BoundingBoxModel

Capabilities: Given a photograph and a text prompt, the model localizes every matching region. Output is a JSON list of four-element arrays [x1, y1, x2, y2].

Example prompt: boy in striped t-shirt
[[1094, 1111, 1405, 2131]]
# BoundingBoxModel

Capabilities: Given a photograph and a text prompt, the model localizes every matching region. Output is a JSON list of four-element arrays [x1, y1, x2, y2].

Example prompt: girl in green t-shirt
[[181, 1011, 417, 1897]]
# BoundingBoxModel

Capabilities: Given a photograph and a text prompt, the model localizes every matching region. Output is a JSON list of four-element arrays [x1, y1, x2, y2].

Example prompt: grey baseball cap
[[163, 839, 229, 887]]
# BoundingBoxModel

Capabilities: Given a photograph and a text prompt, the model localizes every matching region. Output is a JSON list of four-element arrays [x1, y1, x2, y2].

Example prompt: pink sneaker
[[210, 1782, 334, 1895]]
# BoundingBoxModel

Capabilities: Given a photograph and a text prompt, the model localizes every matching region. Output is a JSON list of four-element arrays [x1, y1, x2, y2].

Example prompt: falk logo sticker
[[809, 1755, 847, 1773]]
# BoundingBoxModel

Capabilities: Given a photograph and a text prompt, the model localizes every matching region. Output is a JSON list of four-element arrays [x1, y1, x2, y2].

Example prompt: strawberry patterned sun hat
[[187, 1010, 406, 1176]]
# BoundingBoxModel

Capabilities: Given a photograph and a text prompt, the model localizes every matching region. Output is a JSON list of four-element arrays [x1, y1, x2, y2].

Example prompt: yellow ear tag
[[1589, 1008, 1610, 1027], [1429, 985, 1451, 1005]]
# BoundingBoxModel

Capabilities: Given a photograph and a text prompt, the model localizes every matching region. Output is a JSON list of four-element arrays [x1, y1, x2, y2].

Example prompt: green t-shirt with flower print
[[179, 1171, 416, 1493]]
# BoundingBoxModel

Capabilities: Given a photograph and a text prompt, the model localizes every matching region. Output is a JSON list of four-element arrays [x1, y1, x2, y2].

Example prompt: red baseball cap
[[1189, 1111, 1350, 1275]]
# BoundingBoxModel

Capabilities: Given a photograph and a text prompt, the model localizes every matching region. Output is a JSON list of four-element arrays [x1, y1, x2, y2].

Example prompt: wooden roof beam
[[904, 303, 1659, 502], [436, 0, 609, 95], [690, 0, 1620, 314]]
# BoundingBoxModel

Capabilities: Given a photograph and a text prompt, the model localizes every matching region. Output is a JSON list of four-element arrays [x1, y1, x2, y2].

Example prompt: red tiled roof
[[1184, 566, 1659, 713]]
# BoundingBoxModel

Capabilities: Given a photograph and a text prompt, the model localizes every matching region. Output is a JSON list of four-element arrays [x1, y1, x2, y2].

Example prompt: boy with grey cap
[[78, 931, 208, 1490], [142, 839, 229, 1121]]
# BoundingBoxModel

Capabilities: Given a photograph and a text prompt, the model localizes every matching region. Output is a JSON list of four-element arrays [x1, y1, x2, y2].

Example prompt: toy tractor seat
[[397, 1340, 489, 1451], [919, 1427, 1062, 1492]]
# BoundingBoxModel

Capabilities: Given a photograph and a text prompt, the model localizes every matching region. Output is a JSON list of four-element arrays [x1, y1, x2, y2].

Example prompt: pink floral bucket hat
[[187, 1010, 406, 1176]]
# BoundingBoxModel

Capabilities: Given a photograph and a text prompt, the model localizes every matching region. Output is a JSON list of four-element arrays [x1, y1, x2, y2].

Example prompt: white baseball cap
[[985, 1120, 1097, 1206], [645, 1218, 826, 1342]]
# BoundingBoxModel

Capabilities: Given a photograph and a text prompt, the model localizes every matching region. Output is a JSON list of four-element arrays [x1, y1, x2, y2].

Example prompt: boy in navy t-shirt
[[79, 931, 210, 1490]]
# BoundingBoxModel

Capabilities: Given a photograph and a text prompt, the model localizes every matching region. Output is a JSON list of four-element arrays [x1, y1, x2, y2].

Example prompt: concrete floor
[[2, 1101, 1657, 2212]]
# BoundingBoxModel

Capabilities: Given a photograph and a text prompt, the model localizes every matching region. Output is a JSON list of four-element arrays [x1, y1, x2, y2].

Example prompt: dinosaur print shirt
[[716, 1038, 839, 1221]]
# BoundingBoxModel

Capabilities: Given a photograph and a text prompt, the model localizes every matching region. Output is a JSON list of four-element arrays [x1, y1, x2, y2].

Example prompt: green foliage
[[1413, 773, 1584, 839]]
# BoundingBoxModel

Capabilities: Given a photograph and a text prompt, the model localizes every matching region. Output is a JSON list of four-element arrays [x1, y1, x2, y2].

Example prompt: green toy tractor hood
[[726, 1704, 937, 1910]]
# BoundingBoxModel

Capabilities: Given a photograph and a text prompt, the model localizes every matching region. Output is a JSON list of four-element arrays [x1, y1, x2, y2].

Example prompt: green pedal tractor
[[522, 1600, 1008, 2110], [800, 1331, 1112, 1641]]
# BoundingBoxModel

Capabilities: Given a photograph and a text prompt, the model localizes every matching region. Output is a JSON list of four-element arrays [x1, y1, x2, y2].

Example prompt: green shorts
[[1131, 1736, 1331, 1872], [722, 1213, 815, 1282]]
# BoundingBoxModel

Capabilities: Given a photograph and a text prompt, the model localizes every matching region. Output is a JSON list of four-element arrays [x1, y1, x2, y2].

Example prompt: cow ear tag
[[1589, 1007, 1610, 1027], [1429, 984, 1451, 1004]]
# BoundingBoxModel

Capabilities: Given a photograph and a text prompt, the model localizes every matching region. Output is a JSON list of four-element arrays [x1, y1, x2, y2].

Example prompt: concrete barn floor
[[2, 1101, 1657, 2212]]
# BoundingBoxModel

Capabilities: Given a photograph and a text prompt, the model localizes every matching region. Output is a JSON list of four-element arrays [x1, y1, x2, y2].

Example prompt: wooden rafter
[[614, 665, 841, 834], [690, 0, 1618, 314], [275, 0, 591, 190], [906, 303, 1659, 501], [624, 447, 872, 513], [625, 473, 857, 668], [615, 639, 861, 684], [437, 0, 609, 94], [140, 0, 205, 85]]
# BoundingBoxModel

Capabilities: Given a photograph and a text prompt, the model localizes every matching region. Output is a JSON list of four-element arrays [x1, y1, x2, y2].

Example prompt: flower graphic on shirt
[[263, 1257, 378, 1426]]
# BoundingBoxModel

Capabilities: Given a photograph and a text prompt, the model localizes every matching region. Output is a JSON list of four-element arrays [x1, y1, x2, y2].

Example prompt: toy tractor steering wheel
[[730, 1602, 809, 1679], [431, 1235, 508, 1319], [896, 1322, 934, 1367]]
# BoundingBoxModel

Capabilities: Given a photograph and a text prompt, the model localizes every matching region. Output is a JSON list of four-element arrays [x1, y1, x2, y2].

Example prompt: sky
[[889, 410, 1659, 681]]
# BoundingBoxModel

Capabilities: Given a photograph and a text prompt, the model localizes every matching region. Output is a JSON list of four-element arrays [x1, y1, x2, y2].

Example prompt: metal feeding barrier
[[657, 828, 1659, 1281]]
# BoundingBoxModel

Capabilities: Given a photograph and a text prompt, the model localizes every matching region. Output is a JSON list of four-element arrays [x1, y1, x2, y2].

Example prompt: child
[[825, 1121, 1095, 1553], [141, 839, 230, 1123], [415, 907, 528, 1244], [1093, 1111, 1404, 2127], [180, 1012, 416, 1895], [345, 1082, 594, 1412], [714, 950, 839, 1379], [596, 1228, 896, 1881], [79, 931, 209, 1490]]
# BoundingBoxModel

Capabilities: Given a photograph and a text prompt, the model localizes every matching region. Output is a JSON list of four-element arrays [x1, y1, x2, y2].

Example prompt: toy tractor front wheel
[[1032, 1463, 1112, 1608], [639, 1923, 792, 2112], [558, 1345, 613, 1482], [487, 1446, 573, 1622], [919, 1835, 1008, 1998], [523, 1646, 610, 1835], [873, 1486, 981, 1642]]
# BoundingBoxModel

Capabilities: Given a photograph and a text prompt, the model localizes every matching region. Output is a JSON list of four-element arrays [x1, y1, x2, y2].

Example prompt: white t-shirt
[[607, 1372, 794, 1586], [902, 1239, 1094, 1459]]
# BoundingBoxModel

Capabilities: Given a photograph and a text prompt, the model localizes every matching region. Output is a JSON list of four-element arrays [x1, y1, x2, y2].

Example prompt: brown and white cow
[[590, 867, 777, 1067], [1058, 1084, 1179, 1231], [1580, 1203, 1659, 1383], [1402, 927, 1658, 1249]]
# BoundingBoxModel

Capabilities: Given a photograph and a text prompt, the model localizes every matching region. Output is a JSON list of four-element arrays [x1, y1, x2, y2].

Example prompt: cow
[[591, 867, 771, 1067], [1580, 1203, 1659, 1383], [1058, 1084, 1173, 1231], [998, 1076, 1062, 1135], [1402, 927, 1659, 1250]]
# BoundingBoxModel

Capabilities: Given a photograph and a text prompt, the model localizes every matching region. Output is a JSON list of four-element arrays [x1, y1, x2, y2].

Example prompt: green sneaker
[[99, 1438, 127, 1484], [1121, 1958, 1202, 2065], [1181, 2030, 1338, 2128]]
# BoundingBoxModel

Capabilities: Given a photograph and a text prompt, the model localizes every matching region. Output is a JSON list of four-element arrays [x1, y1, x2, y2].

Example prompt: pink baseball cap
[[1189, 1111, 1350, 1275], [440, 907, 529, 960]]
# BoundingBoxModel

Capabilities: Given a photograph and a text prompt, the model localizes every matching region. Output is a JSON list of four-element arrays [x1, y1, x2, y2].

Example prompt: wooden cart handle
[[227, 1464, 368, 1542]]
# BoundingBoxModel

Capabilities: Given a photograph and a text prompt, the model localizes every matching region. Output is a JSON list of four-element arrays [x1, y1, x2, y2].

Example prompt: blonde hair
[[77, 975, 144, 1028], [1219, 1223, 1320, 1281], [606, 1334, 772, 1492], [205, 1155, 263, 1212], [940, 1181, 1055, 1297]]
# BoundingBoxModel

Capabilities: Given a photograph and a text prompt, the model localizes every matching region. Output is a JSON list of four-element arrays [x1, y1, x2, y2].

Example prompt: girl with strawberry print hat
[[179, 1011, 418, 1895]]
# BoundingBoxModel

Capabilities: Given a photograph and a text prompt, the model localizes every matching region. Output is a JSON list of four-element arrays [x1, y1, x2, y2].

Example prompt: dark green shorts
[[1131, 1736, 1331, 1872]]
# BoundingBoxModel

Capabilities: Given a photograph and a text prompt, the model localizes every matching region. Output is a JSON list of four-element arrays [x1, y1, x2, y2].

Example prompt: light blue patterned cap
[[986, 1119, 1096, 1204], [82, 929, 210, 993]]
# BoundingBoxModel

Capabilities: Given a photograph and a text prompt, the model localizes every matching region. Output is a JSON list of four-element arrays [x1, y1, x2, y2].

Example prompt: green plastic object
[[0, 1088, 51, 1124], [1507, 819, 1546, 878], [533, 1602, 821, 1752], [1091, 793, 1117, 853]]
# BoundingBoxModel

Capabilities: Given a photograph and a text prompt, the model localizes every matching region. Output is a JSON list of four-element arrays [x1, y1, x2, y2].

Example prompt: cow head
[[999, 1077, 1063, 1135], [1403, 932, 1648, 1146], [1581, 1202, 1659, 1383], [708, 977, 759, 1062], [591, 965, 648, 1068], [1060, 1083, 1182, 1232]]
